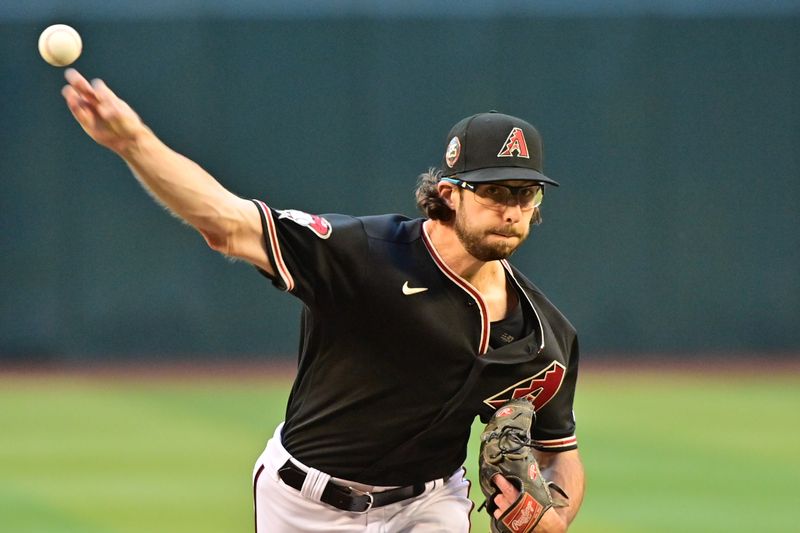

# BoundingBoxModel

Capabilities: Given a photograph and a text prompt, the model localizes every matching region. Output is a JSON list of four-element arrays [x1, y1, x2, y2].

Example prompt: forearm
[[535, 449, 585, 532], [62, 68, 269, 269], [119, 127, 247, 251]]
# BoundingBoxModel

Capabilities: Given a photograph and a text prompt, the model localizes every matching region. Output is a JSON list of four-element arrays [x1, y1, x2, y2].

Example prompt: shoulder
[[357, 214, 423, 244]]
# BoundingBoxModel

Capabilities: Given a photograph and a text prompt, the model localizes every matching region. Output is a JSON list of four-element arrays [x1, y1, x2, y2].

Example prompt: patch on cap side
[[445, 136, 461, 168], [497, 127, 530, 159]]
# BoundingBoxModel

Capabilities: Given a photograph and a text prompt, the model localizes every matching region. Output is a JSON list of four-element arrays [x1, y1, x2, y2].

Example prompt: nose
[[502, 202, 523, 223]]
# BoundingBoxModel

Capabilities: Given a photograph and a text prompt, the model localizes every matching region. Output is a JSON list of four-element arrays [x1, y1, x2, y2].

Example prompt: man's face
[[452, 180, 536, 261]]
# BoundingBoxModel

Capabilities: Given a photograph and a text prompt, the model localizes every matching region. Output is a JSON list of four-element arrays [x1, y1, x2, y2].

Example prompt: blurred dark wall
[[1, 15, 798, 360]]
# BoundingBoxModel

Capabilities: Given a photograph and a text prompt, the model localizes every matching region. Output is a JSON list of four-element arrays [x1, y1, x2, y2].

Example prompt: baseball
[[38, 24, 82, 67]]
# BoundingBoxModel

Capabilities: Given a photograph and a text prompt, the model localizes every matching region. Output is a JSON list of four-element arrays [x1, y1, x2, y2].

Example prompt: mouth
[[491, 231, 521, 239]]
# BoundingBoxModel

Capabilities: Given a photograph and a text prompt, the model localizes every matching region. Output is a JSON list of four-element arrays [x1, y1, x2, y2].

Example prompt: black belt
[[277, 460, 427, 513]]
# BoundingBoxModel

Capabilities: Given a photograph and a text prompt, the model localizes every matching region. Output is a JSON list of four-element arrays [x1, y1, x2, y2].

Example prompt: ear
[[437, 181, 459, 210]]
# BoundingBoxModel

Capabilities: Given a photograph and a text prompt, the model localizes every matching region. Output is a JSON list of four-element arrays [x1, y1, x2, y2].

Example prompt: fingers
[[62, 70, 122, 125], [492, 475, 521, 520], [62, 68, 102, 126], [62, 84, 97, 127], [494, 474, 520, 497], [61, 69, 143, 149], [64, 68, 99, 103], [493, 493, 515, 519], [64, 69, 119, 109], [91, 77, 117, 99]]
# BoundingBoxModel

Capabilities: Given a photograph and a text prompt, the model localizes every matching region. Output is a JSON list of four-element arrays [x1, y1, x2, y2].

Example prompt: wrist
[[534, 507, 568, 533], [117, 125, 156, 159]]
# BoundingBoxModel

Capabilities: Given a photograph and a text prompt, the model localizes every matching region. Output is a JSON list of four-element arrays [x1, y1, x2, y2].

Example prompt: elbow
[[198, 198, 260, 260], [200, 228, 233, 255]]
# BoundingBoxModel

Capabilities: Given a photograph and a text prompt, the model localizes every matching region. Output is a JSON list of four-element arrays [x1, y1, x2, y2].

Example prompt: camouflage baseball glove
[[479, 398, 569, 533]]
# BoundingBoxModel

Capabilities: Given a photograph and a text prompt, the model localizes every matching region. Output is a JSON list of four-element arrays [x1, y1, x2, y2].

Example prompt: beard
[[454, 208, 530, 261]]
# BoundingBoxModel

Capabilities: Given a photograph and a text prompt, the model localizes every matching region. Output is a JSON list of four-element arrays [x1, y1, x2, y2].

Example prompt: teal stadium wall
[[1, 3, 798, 361]]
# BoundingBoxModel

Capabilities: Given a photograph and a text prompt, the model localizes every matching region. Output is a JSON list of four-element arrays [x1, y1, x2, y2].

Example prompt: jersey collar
[[420, 221, 546, 356], [420, 221, 491, 355]]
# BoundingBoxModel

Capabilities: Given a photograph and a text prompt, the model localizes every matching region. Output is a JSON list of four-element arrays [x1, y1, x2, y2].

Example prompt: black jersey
[[253, 201, 579, 486]]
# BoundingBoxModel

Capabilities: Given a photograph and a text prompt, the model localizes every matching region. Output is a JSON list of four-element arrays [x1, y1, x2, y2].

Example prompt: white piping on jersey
[[421, 222, 490, 355], [501, 259, 546, 353], [253, 200, 295, 292], [532, 435, 578, 450]]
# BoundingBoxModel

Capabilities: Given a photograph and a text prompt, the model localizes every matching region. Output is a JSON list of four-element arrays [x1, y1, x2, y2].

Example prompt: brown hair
[[415, 168, 455, 222]]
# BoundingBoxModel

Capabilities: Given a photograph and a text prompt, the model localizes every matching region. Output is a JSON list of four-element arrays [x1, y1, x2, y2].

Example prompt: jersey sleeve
[[251, 200, 368, 305], [531, 334, 580, 452]]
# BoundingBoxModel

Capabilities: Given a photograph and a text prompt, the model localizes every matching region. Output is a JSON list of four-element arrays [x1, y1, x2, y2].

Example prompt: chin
[[469, 243, 519, 262], [491, 236, 522, 253]]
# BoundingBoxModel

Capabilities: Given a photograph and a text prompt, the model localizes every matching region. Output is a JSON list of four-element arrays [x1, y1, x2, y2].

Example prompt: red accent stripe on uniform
[[254, 200, 295, 292], [253, 463, 265, 533], [533, 436, 578, 449], [421, 222, 490, 354]]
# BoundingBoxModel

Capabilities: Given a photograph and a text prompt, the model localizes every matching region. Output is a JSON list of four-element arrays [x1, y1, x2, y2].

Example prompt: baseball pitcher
[[62, 68, 585, 532]]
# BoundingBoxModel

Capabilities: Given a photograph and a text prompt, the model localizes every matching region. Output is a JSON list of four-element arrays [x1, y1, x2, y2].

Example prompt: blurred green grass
[[1, 366, 797, 532]]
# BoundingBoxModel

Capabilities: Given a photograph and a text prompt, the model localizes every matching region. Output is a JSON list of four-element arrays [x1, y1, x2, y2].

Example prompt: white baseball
[[38, 24, 82, 67]]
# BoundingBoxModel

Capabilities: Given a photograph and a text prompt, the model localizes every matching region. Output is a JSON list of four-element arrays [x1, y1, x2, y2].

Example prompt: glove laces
[[484, 426, 535, 459]]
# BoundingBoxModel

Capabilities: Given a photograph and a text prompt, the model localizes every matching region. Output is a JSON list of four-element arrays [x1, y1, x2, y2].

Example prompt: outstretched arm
[[61, 68, 273, 274]]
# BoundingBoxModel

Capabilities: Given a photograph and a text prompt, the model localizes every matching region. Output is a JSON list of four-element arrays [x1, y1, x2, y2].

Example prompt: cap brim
[[457, 166, 560, 187]]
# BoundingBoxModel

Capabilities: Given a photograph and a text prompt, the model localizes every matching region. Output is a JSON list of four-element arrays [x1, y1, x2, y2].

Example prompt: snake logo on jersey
[[277, 209, 332, 239], [483, 361, 566, 411]]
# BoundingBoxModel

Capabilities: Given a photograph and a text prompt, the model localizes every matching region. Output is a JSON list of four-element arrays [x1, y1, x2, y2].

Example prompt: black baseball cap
[[440, 111, 559, 186]]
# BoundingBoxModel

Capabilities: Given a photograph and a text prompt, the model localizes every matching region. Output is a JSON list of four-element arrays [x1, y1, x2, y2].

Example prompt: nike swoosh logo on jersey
[[402, 281, 429, 295]]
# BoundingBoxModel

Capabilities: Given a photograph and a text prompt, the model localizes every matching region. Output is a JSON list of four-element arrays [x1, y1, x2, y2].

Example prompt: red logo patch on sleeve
[[277, 209, 332, 239]]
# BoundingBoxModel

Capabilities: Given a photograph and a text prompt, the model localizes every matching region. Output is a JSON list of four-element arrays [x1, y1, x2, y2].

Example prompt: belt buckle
[[347, 486, 374, 514]]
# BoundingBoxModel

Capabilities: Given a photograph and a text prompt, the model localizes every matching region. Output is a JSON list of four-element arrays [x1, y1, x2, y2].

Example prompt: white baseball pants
[[253, 423, 474, 532]]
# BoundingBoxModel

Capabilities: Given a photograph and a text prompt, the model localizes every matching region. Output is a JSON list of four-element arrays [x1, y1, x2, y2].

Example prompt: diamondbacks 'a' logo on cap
[[445, 136, 461, 168], [497, 127, 530, 159]]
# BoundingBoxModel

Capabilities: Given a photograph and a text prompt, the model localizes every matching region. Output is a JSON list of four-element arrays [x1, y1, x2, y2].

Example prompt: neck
[[423, 219, 503, 285]]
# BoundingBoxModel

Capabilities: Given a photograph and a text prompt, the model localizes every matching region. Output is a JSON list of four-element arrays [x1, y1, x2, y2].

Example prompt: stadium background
[[1, 1, 798, 532]]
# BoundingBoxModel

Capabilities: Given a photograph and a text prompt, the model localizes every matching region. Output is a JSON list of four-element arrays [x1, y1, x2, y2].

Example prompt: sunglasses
[[441, 178, 544, 210]]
